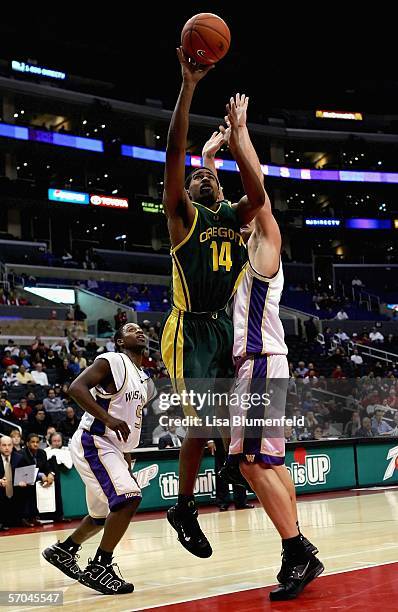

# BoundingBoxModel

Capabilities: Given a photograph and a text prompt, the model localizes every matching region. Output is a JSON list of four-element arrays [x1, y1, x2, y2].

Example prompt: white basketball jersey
[[79, 352, 155, 452], [233, 260, 288, 358]]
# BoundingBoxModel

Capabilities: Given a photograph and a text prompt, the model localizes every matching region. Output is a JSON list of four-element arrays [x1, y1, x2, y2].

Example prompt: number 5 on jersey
[[210, 241, 232, 272]]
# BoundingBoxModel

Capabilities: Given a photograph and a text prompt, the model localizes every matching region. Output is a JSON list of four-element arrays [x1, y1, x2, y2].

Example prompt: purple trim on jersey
[[245, 277, 269, 354], [81, 431, 141, 510], [89, 396, 110, 436], [242, 356, 268, 457], [228, 452, 285, 467]]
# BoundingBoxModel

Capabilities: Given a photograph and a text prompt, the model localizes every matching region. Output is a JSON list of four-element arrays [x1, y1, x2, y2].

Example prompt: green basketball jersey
[[171, 201, 247, 312]]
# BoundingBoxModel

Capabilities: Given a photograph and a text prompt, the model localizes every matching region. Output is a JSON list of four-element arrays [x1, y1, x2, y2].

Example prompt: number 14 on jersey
[[210, 241, 232, 272]]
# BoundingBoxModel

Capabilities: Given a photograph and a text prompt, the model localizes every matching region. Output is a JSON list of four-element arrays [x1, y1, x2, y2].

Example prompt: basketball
[[181, 13, 231, 65]]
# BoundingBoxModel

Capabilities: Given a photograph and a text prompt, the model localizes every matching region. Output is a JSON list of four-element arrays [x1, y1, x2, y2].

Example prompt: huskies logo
[[383, 445, 398, 481]]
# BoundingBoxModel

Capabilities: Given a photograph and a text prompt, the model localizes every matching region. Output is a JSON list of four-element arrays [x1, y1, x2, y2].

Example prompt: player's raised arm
[[163, 48, 214, 225], [226, 98, 266, 224], [202, 131, 225, 200], [69, 359, 130, 442]]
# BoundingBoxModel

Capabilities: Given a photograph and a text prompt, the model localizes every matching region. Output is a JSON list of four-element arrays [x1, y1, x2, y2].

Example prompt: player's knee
[[89, 515, 106, 526]]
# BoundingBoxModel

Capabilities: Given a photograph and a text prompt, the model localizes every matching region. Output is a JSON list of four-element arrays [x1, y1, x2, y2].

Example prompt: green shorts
[[160, 307, 234, 417]]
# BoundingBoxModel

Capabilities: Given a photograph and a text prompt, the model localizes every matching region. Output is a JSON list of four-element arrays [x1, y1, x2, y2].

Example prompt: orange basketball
[[181, 13, 231, 65]]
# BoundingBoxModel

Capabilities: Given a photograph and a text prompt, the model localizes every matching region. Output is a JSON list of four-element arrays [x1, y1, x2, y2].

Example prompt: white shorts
[[229, 354, 288, 465], [70, 429, 141, 519]]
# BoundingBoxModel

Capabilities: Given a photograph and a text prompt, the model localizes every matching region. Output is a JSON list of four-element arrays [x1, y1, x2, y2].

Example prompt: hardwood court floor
[[1, 488, 398, 611]]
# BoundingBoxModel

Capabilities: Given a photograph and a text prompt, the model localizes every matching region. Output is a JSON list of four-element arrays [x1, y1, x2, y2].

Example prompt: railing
[[352, 286, 381, 313], [0, 417, 22, 434], [348, 341, 398, 364]]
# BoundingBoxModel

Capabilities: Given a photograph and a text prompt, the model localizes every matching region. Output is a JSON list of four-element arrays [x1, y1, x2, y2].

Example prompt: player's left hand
[[177, 47, 215, 85], [225, 97, 240, 152], [202, 131, 224, 159]]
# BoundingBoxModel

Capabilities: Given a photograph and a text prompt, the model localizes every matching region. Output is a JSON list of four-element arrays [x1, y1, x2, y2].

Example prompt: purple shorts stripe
[[242, 357, 268, 456], [228, 452, 285, 467], [246, 278, 269, 354], [81, 431, 139, 511]]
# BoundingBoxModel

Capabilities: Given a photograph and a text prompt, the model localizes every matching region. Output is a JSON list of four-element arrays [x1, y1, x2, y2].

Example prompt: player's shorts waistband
[[171, 306, 226, 320], [233, 353, 287, 375]]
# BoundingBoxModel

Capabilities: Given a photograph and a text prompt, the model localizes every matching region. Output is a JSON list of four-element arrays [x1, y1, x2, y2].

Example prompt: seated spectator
[[301, 392, 314, 413], [2, 366, 17, 386], [355, 416, 378, 438], [332, 365, 344, 379], [26, 408, 52, 438], [4, 340, 20, 357], [43, 388, 66, 414], [12, 398, 32, 423], [58, 359, 75, 385], [10, 428, 24, 452], [87, 278, 98, 290], [303, 369, 318, 386], [312, 425, 324, 440], [284, 425, 297, 442], [390, 412, 398, 436], [97, 318, 114, 337], [76, 350, 87, 371], [68, 357, 81, 377], [73, 304, 87, 322], [114, 308, 127, 330], [31, 336, 48, 356], [26, 391, 39, 409], [44, 349, 61, 370], [304, 411, 319, 430], [0, 397, 13, 420], [350, 350, 363, 367], [1, 350, 17, 369], [59, 406, 80, 441], [344, 411, 362, 437], [158, 422, 184, 448], [371, 408, 393, 435], [86, 337, 99, 353], [294, 361, 308, 378], [335, 309, 348, 321], [31, 363, 49, 386], [335, 330, 350, 343], [105, 338, 116, 352], [369, 328, 384, 343], [18, 350, 31, 369]]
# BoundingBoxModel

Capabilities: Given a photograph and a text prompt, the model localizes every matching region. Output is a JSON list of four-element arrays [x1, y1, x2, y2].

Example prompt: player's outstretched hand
[[105, 415, 131, 442], [177, 46, 215, 85], [225, 97, 240, 153], [202, 131, 224, 159]]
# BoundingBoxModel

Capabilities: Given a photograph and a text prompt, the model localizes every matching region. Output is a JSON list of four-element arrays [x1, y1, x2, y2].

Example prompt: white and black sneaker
[[42, 541, 82, 580], [270, 553, 324, 601], [167, 504, 212, 558], [79, 558, 134, 595]]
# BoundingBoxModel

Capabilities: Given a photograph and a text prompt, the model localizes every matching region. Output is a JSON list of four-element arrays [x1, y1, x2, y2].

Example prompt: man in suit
[[0, 435, 23, 529], [207, 437, 254, 511], [158, 422, 185, 449], [17, 433, 54, 526]]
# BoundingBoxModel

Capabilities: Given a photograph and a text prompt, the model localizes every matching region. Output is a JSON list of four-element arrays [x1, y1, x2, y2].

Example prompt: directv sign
[[48, 189, 89, 205], [305, 218, 341, 227], [12, 60, 66, 80]]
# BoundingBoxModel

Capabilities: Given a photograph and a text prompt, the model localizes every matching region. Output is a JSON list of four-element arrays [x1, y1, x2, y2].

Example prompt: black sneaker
[[79, 558, 134, 595], [167, 504, 212, 558], [277, 534, 319, 583], [42, 542, 82, 580], [270, 554, 324, 601], [218, 462, 252, 491]]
